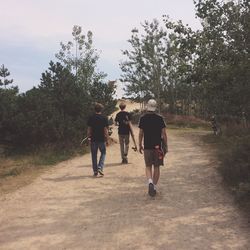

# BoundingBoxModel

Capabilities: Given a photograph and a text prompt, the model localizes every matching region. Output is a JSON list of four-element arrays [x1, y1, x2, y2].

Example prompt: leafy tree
[[56, 25, 106, 89], [193, 0, 250, 117], [121, 0, 249, 119], [120, 19, 167, 111], [89, 80, 117, 116], [120, 19, 195, 113], [56, 25, 116, 114]]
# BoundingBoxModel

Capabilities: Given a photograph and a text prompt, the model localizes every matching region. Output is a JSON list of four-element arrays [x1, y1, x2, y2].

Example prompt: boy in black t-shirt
[[139, 99, 168, 197], [87, 103, 109, 177], [115, 102, 137, 164]]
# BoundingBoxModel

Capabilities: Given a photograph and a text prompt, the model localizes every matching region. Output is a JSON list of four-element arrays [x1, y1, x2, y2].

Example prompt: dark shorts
[[144, 149, 163, 167]]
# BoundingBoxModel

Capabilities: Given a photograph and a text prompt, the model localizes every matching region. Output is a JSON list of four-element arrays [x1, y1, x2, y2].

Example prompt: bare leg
[[146, 166, 156, 196], [145, 166, 153, 180], [153, 166, 160, 185]]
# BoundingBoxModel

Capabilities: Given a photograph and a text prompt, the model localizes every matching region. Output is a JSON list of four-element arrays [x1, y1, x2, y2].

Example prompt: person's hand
[[106, 140, 109, 146], [87, 137, 91, 146], [139, 145, 144, 154]]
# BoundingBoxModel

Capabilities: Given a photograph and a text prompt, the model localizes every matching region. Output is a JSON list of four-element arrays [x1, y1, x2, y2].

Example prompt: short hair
[[94, 103, 104, 113], [119, 102, 126, 110]]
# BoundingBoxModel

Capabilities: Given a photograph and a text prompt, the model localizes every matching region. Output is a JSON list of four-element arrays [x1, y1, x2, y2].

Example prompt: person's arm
[[87, 127, 92, 138], [104, 127, 109, 145], [86, 127, 92, 144], [139, 129, 144, 154], [114, 114, 119, 126], [161, 127, 168, 154], [104, 116, 110, 145]]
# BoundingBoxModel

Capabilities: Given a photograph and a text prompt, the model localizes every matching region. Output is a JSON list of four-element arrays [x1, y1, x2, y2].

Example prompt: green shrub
[[204, 127, 250, 200]]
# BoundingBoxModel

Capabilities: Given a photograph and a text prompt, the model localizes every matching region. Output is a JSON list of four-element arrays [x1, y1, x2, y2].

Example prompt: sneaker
[[93, 172, 98, 177], [148, 183, 155, 197], [98, 168, 104, 176]]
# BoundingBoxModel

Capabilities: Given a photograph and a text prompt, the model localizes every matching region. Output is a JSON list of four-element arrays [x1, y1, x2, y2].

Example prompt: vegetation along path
[[0, 127, 249, 250]]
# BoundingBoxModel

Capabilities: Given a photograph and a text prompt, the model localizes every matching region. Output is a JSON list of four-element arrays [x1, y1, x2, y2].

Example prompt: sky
[[0, 0, 201, 97]]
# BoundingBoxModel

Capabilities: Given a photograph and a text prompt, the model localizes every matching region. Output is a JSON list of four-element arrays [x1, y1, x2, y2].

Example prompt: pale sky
[[0, 0, 201, 96]]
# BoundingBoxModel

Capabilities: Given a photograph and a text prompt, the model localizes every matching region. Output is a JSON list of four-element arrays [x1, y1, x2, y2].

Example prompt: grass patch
[[32, 149, 77, 166], [0, 145, 89, 179]]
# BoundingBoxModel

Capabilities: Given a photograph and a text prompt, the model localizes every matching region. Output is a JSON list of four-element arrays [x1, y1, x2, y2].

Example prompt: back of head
[[119, 102, 126, 111], [147, 99, 157, 112], [94, 102, 104, 113]]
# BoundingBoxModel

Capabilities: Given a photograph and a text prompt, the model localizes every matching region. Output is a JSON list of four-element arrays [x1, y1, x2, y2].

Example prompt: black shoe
[[98, 168, 104, 176], [148, 183, 155, 197], [122, 158, 127, 164], [93, 172, 98, 177]]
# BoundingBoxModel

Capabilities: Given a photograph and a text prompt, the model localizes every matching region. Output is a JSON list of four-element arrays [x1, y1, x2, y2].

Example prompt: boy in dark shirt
[[87, 103, 109, 177], [115, 102, 137, 164], [139, 99, 168, 197]]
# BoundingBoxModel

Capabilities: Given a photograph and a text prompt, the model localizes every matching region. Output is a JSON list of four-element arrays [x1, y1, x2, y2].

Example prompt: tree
[[38, 61, 92, 146], [0, 64, 13, 88], [89, 80, 117, 116], [121, 0, 249, 119], [55, 25, 105, 89], [120, 19, 167, 111], [0, 87, 19, 145], [193, 0, 250, 117], [120, 18, 196, 113], [10, 61, 92, 148]]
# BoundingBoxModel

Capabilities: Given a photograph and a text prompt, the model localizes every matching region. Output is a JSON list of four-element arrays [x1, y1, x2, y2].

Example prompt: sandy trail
[[0, 127, 249, 250]]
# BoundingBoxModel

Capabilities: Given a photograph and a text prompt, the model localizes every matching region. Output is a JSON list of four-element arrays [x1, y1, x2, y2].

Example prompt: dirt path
[[0, 127, 249, 250]]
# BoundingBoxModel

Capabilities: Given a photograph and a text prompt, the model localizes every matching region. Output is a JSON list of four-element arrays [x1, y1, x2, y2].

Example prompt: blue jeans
[[90, 142, 106, 173]]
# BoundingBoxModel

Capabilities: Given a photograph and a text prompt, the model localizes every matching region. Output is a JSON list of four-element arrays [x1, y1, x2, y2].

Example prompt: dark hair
[[94, 103, 104, 113], [119, 102, 126, 110]]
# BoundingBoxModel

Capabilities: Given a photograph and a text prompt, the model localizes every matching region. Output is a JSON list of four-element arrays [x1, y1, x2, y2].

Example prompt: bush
[[164, 113, 210, 128], [204, 127, 250, 200], [219, 130, 250, 185]]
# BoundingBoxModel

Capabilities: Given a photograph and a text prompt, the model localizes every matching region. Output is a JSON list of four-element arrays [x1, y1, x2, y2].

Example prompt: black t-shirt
[[115, 111, 131, 135], [138, 112, 166, 149], [87, 114, 109, 142]]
